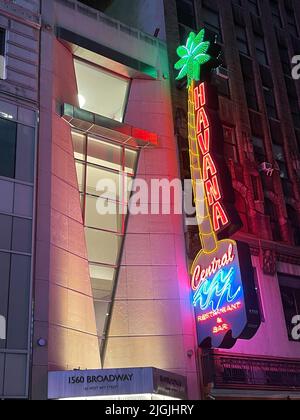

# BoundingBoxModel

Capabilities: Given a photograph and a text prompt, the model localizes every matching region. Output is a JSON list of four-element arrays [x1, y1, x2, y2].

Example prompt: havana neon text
[[194, 83, 229, 232]]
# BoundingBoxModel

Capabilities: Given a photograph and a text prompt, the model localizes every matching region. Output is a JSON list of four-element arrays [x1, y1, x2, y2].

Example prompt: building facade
[[0, 0, 300, 400], [0, 0, 40, 400]]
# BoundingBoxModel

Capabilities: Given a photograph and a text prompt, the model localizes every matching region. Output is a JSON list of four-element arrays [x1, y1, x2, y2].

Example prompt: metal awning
[[60, 103, 158, 148]]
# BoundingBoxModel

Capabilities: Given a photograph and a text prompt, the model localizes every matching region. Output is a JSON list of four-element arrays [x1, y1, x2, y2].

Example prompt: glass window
[[87, 137, 122, 171], [12, 218, 32, 253], [203, 6, 223, 42], [86, 165, 124, 202], [85, 195, 123, 232], [223, 126, 239, 162], [0, 180, 13, 214], [15, 124, 35, 183], [0, 252, 10, 350], [176, 0, 197, 29], [14, 184, 33, 218], [85, 228, 122, 265], [0, 214, 12, 250], [0, 354, 4, 395], [73, 131, 86, 161], [94, 301, 110, 337], [4, 354, 27, 396], [75, 161, 85, 193], [6, 255, 31, 350], [125, 149, 138, 175], [90, 264, 115, 301], [74, 59, 130, 122], [0, 118, 17, 179]]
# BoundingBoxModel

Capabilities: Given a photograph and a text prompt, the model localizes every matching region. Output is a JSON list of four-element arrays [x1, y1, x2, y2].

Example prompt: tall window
[[279, 274, 300, 341], [278, 41, 291, 75], [252, 136, 266, 163], [270, 0, 283, 28], [74, 59, 130, 122], [202, 4, 223, 42], [248, 0, 260, 16], [223, 126, 239, 162], [254, 34, 268, 66], [240, 55, 259, 111], [235, 192, 250, 232], [263, 85, 278, 119], [286, 205, 300, 246], [265, 197, 282, 241], [176, 0, 197, 29], [285, 76, 300, 128], [0, 118, 35, 182], [73, 130, 139, 356], [236, 24, 250, 55], [285, 2, 299, 37]]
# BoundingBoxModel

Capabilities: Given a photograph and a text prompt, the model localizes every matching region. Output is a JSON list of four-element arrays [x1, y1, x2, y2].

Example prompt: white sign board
[[48, 368, 187, 400]]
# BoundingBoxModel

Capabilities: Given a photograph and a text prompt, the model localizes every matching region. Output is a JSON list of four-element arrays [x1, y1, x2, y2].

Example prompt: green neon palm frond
[[174, 29, 211, 87]]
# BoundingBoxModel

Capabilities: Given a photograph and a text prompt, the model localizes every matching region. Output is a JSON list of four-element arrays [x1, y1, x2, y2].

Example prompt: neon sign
[[195, 83, 229, 232], [175, 29, 261, 349]]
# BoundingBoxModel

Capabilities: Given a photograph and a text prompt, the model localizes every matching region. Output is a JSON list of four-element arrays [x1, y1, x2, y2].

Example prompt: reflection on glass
[[85, 195, 123, 232], [86, 165, 123, 201], [88, 137, 122, 171], [125, 149, 138, 175], [74, 59, 130, 122], [94, 301, 110, 337], [90, 264, 115, 301], [75, 162, 85, 193], [73, 131, 86, 161], [85, 228, 121, 265]]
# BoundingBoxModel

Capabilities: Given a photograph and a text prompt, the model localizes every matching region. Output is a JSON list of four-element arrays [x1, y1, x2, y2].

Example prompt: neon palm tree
[[175, 29, 217, 253]]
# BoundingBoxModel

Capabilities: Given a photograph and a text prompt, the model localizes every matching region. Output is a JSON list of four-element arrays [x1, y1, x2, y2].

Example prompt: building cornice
[[0, 0, 41, 29]]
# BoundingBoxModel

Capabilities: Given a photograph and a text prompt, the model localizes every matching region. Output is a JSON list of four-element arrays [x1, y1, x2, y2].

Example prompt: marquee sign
[[175, 29, 261, 348]]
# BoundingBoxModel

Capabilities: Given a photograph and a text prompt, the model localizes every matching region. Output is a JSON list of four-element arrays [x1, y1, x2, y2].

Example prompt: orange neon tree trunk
[[188, 81, 217, 253]]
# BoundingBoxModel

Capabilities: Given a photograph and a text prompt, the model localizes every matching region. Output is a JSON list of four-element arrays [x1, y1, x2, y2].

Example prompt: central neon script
[[195, 83, 229, 232]]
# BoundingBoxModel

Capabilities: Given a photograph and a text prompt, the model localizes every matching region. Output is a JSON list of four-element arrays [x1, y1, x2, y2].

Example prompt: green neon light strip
[[174, 29, 212, 87]]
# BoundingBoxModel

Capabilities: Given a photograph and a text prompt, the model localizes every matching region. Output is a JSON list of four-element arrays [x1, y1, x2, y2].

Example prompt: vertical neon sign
[[175, 29, 261, 348]]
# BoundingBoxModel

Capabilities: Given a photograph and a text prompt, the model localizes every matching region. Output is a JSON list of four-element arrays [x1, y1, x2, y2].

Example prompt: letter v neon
[[198, 128, 210, 155]]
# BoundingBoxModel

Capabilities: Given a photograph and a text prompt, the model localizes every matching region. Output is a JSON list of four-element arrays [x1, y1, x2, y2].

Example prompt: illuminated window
[[74, 59, 130, 122], [72, 130, 139, 358]]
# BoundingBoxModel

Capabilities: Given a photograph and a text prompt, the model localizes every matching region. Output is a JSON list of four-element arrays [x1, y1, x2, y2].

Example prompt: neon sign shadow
[[193, 267, 241, 312]]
